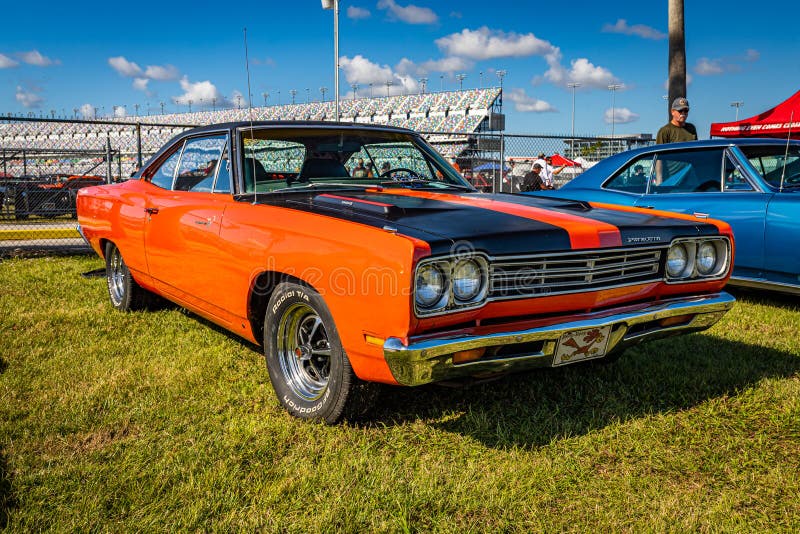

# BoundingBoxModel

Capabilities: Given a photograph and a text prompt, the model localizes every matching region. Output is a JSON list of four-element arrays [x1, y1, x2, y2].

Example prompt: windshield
[[238, 127, 471, 193], [739, 145, 800, 188]]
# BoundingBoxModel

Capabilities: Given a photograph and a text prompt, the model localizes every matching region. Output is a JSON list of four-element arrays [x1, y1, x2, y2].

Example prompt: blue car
[[531, 139, 800, 295]]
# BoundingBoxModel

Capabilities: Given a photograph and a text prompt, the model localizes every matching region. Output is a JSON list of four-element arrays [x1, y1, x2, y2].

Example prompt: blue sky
[[2, 0, 798, 137]]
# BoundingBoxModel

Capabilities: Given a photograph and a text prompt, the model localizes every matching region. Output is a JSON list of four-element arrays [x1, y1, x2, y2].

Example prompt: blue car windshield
[[740, 145, 800, 188]]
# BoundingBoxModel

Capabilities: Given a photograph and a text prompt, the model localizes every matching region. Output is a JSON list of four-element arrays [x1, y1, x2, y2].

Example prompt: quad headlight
[[665, 237, 730, 282], [414, 255, 489, 316], [415, 263, 447, 310]]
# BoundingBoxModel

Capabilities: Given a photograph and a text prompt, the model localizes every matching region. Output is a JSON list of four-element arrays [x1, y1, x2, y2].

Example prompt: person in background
[[352, 158, 368, 178], [520, 163, 546, 192], [656, 97, 697, 144]]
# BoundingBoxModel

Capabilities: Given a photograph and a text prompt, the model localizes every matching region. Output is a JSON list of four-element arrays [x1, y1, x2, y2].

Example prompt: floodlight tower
[[608, 83, 622, 139], [456, 73, 467, 91], [731, 101, 744, 120]]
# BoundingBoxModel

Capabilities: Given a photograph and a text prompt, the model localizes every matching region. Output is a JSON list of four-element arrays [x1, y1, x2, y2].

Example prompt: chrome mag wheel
[[276, 302, 332, 401]]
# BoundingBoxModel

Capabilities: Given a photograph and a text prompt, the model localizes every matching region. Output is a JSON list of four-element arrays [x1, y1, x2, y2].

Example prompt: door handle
[[145, 207, 159, 215]]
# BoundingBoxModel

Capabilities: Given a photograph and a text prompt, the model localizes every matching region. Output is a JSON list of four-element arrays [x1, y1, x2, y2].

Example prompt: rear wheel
[[104, 242, 153, 311], [264, 282, 374, 423]]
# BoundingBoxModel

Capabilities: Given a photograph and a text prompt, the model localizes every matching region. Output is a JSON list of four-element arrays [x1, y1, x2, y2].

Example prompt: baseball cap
[[671, 97, 690, 111]]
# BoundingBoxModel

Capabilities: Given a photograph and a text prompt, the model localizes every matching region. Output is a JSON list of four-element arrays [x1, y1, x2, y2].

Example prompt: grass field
[[1, 255, 799, 532]]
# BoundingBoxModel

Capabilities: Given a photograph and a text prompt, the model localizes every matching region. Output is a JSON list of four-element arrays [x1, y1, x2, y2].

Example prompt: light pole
[[262, 92, 269, 106], [440, 74, 444, 92], [320, 86, 328, 102], [289, 89, 297, 105], [369, 83, 373, 98], [731, 101, 744, 120], [306, 88, 310, 103], [608, 83, 622, 139], [567, 82, 581, 157], [351, 83, 358, 100], [456, 73, 466, 91], [419, 77, 427, 94], [321, 0, 340, 122], [160, 102, 165, 114], [385, 80, 393, 97], [479, 71, 483, 89]]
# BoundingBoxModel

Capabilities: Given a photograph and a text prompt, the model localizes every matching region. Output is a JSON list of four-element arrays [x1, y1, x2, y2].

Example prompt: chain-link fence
[[1, 117, 195, 254], [1, 117, 653, 255]]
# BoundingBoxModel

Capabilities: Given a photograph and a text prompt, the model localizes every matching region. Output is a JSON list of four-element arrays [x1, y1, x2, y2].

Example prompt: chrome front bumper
[[384, 292, 735, 386]]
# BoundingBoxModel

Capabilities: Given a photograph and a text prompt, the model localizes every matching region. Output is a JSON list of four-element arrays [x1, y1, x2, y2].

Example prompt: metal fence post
[[106, 136, 112, 184], [136, 122, 143, 169], [499, 132, 505, 194]]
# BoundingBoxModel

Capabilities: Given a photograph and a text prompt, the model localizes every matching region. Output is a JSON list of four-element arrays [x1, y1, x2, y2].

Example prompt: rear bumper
[[384, 292, 735, 386]]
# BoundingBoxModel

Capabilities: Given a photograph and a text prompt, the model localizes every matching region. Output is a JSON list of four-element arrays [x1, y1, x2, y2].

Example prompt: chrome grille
[[490, 248, 663, 299]]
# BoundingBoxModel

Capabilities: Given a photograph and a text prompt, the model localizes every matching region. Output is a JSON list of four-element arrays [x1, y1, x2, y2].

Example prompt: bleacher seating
[[0, 88, 500, 176]]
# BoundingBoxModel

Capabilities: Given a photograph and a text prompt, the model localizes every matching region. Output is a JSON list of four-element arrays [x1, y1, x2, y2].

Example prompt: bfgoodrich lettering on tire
[[264, 282, 373, 423]]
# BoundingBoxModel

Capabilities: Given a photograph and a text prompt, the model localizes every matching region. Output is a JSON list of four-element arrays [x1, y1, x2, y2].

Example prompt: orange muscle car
[[77, 122, 735, 423]]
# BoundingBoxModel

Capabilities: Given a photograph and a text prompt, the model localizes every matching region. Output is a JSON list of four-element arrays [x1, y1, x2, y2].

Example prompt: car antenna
[[779, 110, 793, 192], [244, 27, 258, 204]]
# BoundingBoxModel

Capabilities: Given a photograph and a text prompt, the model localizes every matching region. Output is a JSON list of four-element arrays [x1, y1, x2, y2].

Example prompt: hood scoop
[[313, 193, 400, 217]]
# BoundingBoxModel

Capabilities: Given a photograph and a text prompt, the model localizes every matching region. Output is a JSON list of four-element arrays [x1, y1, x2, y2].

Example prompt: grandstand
[[0, 88, 502, 177]]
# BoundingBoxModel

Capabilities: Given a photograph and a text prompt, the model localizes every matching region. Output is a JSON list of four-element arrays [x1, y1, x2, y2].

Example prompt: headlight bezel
[[414, 254, 490, 317], [664, 237, 731, 283]]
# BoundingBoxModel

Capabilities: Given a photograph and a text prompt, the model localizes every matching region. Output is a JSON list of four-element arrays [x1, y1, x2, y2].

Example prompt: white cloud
[[694, 58, 724, 75], [377, 0, 438, 24], [172, 76, 224, 107], [506, 88, 556, 113], [144, 64, 179, 81], [109, 56, 143, 77], [436, 27, 557, 60], [604, 107, 639, 124], [133, 78, 150, 93], [15, 85, 44, 108], [339, 55, 418, 96], [420, 56, 472, 73], [80, 104, 95, 119], [347, 6, 370, 19], [545, 55, 619, 89], [0, 53, 19, 68], [602, 19, 666, 40], [18, 50, 59, 66]]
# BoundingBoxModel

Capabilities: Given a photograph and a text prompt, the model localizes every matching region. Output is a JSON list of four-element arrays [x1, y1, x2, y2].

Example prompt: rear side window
[[604, 155, 654, 194], [174, 135, 228, 192], [148, 148, 182, 189]]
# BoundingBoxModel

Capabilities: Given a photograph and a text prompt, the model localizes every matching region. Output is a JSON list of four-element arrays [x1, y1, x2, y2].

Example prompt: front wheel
[[264, 282, 373, 423]]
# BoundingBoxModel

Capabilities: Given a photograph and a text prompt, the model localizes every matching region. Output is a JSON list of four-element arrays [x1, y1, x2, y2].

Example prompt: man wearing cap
[[533, 152, 553, 187], [520, 163, 546, 192], [656, 97, 698, 144]]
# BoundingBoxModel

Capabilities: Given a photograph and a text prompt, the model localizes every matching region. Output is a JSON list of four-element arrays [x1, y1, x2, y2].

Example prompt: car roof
[[183, 120, 417, 137]]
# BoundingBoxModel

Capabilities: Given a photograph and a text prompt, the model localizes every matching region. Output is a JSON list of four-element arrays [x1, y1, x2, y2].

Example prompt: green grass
[[1, 255, 799, 532]]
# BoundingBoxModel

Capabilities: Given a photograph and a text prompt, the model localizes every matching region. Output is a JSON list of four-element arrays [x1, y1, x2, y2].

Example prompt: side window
[[604, 155, 653, 194], [723, 155, 753, 192], [148, 147, 182, 189], [651, 149, 724, 194], [242, 138, 306, 192], [213, 141, 231, 193], [174, 135, 227, 192]]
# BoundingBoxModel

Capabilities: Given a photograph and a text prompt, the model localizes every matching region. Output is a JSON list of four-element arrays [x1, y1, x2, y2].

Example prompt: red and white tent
[[710, 90, 800, 138]]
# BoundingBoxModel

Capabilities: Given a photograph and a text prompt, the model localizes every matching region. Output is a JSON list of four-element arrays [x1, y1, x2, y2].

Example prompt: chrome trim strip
[[728, 276, 800, 296], [385, 292, 735, 386]]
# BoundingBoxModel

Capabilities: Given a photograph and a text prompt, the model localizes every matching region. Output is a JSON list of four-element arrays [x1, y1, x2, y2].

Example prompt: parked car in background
[[15, 175, 105, 219], [78, 122, 735, 423], [532, 139, 800, 295]]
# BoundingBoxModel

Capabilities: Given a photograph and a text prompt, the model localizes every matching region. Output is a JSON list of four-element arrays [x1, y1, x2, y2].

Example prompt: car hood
[[254, 190, 725, 255]]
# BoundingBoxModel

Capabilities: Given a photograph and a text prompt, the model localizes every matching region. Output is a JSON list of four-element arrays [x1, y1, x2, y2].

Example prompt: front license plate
[[553, 325, 612, 366]]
